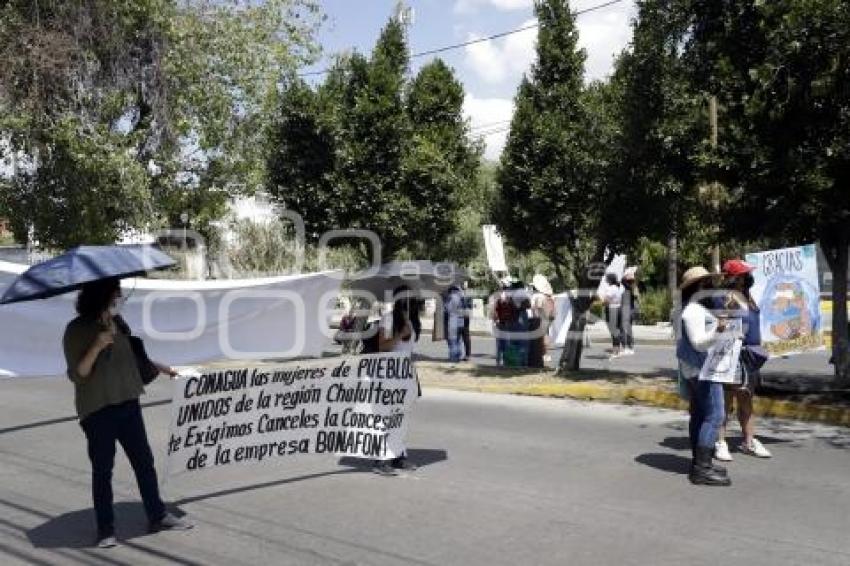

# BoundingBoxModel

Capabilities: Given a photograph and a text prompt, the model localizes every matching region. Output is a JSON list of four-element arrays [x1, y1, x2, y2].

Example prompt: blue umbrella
[[0, 245, 176, 305]]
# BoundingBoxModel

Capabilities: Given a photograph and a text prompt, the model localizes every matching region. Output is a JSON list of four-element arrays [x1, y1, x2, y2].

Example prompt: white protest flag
[[166, 353, 417, 477], [482, 225, 508, 273]]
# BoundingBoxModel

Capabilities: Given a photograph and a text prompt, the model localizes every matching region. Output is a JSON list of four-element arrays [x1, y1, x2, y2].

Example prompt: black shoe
[[392, 456, 418, 471], [373, 461, 399, 476], [692, 447, 727, 477], [149, 512, 194, 534], [689, 447, 731, 486]]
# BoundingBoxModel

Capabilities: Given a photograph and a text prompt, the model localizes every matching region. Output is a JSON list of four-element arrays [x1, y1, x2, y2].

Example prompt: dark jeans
[[80, 399, 166, 537], [460, 319, 471, 360], [621, 311, 634, 349], [605, 306, 622, 348], [688, 380, 726, 450]]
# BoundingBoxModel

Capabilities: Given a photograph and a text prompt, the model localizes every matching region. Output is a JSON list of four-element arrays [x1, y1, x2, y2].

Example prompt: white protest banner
[[745, 244, 824, 356], [482, 225, 508, 273], [699, 318, 743, 384], [166, 353, 417, 477]]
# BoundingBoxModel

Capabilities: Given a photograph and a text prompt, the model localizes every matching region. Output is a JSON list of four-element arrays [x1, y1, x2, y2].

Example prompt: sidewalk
[[413, 361, 850, 428]]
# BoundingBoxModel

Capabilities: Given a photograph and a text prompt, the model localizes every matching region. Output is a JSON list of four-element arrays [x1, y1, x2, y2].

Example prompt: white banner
[[482, 225, 508, 273], [166, 354, 418, 476], [0, 263, 342, 377]]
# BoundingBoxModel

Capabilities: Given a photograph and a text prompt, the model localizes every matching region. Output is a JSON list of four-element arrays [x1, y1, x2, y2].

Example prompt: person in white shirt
[[676, 266, 731, 486], [601, 273, 625, 358]]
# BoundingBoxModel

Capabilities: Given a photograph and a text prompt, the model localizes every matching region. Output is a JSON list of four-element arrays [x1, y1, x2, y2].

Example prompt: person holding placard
[[675, 267, 731, 486], [63, 278, 192, 548], [375, 286, 419, 476], [601, 273, 625, 359], [714, 260, 772, 462]]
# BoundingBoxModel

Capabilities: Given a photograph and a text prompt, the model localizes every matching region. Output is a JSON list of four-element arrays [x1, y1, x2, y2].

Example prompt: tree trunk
[[556, 244, 606, 375], [667, 227, 679, 318], [558, 293, 593, 372], [822, 232, 850, 382]]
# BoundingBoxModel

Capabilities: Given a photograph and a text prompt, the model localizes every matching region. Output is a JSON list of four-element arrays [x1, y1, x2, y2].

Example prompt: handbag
[[741, 345, 769, 373], [114, 316, 159, 385]]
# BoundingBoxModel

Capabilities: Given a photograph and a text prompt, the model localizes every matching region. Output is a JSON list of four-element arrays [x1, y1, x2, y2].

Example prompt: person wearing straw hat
[[676, 266, 731, 486]]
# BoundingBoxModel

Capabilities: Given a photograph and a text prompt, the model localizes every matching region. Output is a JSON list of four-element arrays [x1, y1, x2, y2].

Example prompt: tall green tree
[[493, 0, 615, 371], [683, 0, 850, 380], [403, 59, 482, 258], [610, 0, 707, 305], [0, 0, 321, 249], [267, 17, 481, 262]]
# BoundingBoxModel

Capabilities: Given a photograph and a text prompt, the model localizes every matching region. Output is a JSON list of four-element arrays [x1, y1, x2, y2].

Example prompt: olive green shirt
[[63, 316, 144, 421]]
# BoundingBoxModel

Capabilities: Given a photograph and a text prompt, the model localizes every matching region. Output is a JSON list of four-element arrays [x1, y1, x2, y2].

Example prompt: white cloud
[[576, 2, 635, 82], [454, 0, 533, 15], [463, 19, 537, 85], [463, 93, 514, 161], [463, 2, 635, 85]]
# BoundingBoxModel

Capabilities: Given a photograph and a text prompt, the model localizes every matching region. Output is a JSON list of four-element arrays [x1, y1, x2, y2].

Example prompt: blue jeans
[[80, 399, 166, 537], [447, 325, 464, 362], [496, 337, 509, 365], [689, 380, 726, 450]]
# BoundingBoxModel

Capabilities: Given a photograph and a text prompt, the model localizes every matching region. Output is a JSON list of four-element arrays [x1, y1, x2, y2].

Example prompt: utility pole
[[709, 95, 721, 273]]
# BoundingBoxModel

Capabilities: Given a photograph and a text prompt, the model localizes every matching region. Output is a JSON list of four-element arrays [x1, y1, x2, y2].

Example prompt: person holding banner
[[714, 260, 772, 461], [63, 278, 192, 548], [676, 267, 731, 486], [375, 286, 419, 475]]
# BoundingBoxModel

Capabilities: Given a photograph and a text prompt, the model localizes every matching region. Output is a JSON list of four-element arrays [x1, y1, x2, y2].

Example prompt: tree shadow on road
[[634, 453, 691, 475]]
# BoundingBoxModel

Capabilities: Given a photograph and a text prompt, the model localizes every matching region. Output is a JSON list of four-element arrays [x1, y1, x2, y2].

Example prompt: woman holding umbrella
[[63, 277, 192, 547]]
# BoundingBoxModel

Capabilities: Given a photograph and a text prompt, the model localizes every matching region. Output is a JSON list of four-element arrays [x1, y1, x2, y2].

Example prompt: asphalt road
[[1, 376, 849, 565], [404, 334, 835, 382]]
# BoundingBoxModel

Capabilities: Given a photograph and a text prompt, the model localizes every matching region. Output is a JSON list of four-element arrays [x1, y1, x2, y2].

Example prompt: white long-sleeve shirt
[[681, 302, 720, 352]]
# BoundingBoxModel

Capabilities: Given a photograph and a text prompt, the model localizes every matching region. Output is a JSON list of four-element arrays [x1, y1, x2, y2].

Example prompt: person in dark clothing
[[63, 278, 193, 548]]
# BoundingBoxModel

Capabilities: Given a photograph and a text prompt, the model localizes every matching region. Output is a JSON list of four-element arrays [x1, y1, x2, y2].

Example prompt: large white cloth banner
[[166, 354, 417, 477], [482, 225, 508, 273], [0, 261, 342, 377]]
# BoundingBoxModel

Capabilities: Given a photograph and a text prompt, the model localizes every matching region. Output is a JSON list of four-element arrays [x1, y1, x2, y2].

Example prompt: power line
[[298, 0, 625, 78], [469, 119, 511, 132]]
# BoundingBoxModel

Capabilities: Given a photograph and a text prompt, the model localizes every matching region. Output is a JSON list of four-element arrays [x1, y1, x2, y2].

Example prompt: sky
[[301, 0, 637, 160]]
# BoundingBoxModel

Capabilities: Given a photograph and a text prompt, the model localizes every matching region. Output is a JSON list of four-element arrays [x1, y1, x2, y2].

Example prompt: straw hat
[[532, 274, 553, 295], [679, 266, 712, 290]]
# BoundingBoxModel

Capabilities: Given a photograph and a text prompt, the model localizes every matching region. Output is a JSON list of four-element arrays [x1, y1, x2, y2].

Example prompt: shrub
[[638, 287, 672, 325]]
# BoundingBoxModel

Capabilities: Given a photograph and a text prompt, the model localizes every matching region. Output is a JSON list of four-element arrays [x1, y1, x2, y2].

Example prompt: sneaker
[[741, 438, 772, 458], [624, 348, 635, 356], [96, 535, 118, 549], [373, 461, 399, 476], [149, 512, 194, 533], [392, 457, 418, 471], [714, 440, 733, 462]]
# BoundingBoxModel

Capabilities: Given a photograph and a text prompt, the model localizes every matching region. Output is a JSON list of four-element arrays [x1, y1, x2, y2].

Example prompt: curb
[[418, 375, 850, 428]]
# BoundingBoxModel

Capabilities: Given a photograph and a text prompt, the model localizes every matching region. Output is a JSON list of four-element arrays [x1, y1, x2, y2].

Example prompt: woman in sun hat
[[714, 259, 772, 462], [530, 274, 555, 367], [676, 266, 731, 486]]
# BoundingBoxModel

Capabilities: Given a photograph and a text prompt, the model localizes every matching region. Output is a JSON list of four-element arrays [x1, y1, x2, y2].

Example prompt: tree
[[610, 0, 706, 306], [266, 76, 337, 240], [683, 0, 850, 380], [493, 0, 615, 371], [0, 0, 321, 249], [404, 59, 482, 258], [267, 17, 481, 262]]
